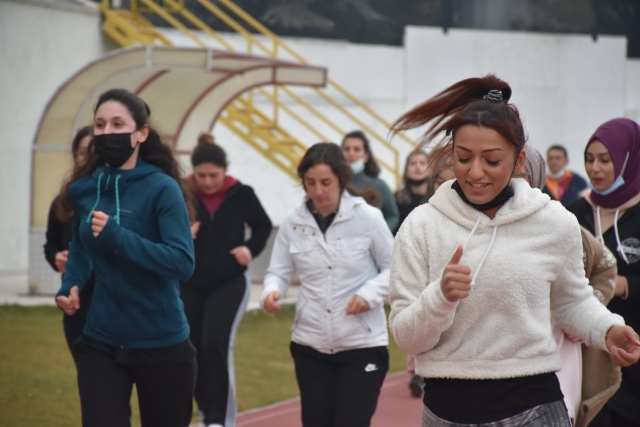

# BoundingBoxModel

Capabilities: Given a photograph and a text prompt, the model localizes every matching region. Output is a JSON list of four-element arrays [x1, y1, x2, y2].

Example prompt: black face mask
[[93, 133, 136, 168], [451, 180, 514, 211], [406, 177, 429, 186]]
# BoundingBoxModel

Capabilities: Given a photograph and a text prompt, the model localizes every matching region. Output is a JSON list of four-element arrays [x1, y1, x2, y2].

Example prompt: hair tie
[[483, 90, 504, 102]]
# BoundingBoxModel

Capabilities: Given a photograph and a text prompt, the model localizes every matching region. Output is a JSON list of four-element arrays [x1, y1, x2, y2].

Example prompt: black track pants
[[290, 342, 389, 427], [181, 274, 250, 426], [75, 342, 197, 427], [63, 314, 85, 363]]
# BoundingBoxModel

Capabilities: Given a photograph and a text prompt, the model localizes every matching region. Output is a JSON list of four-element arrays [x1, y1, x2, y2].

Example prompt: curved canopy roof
[[31, 46, 327, 227]]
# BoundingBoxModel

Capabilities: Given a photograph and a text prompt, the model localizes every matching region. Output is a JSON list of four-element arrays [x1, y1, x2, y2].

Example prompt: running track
[[233, 372, 423, 427]]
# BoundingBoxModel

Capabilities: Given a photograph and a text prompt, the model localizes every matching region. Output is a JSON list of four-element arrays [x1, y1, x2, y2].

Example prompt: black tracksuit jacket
[[567, 197, 640, 423], [182, 183, 272, 288]]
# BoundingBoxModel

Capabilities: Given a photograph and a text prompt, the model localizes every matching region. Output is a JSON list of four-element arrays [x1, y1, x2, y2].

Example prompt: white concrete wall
[[626, 59, 640, 123], [2, 7, 637, 292], [162, 29, 414, 226], [405, 26, 628, 177], [0, 0, 107, 290]]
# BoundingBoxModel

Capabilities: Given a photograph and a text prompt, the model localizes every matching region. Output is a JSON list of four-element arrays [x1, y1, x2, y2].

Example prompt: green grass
[[0, 305, 406, 426]]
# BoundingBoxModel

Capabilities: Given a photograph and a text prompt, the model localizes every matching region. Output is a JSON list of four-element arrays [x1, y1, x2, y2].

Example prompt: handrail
[[138, 0, 206, 47], [216, 0, 415, 147], [102, 0, 408, 184], [192, 0, 404, 182]]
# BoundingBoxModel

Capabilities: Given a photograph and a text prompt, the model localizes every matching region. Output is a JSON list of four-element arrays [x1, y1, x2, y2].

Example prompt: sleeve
[[96, 182, 195, 281], [582, 229, 616, 305], [57, 217, 93, 297], [388, 211, 460, 356], [242, 187, 273, 258], [573, 173, 588, 191], [44, 197, 66, 271], [260, 222, 295, 308], [376, 179, 400, 231], [355, 209, 393, 309], [551, 218, 625, 352]]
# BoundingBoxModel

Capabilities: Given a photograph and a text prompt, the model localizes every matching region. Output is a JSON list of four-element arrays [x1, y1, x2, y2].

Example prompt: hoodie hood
[[429, 178, 551, 230], [92, 159, 165, 187]]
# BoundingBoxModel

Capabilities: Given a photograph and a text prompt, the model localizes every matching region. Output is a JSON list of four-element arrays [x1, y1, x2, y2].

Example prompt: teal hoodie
[[57, 159, 195, 349]]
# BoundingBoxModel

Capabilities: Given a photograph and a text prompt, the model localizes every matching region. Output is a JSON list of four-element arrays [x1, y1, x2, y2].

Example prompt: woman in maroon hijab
[[568, 118, 640, 427]]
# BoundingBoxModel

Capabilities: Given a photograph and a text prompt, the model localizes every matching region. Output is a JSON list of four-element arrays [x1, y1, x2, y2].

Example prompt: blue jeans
[[422, 400, 571, 427]]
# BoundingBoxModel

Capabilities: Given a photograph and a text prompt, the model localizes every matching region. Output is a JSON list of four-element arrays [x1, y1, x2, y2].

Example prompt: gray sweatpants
[[422, 400, 571, 427]]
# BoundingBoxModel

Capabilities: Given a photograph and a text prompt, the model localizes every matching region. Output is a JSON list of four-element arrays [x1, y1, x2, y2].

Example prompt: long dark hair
[[396, 149, 431, 206], [298, 143, 381, 208], [341, 130, 382, 178], [391, 75, 526, 169], [58, 88, 196, 221], [71, 125, 92, 160]]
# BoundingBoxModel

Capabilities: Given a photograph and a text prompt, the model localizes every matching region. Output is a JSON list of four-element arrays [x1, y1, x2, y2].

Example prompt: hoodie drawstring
[[463, 215, 482, 248], [85, 172, 122, 226], [462, 214, 499, 287], [86, 173, 104, 223], [595, 206, 629, 264], [114, 174, 121, 225]]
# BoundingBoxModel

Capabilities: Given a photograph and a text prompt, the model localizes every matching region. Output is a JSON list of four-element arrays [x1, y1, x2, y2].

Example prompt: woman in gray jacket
[[261, 142, 394, 427]]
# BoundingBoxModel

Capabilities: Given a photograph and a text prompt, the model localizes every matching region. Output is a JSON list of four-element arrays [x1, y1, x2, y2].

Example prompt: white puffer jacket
[[261, 191, 394, 354], [389, 178, 624, 380]]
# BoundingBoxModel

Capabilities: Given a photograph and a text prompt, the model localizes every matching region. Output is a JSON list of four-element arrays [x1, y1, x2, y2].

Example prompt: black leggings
[[63, 314, 85, 363], [290, 342, 389, 427], [180, 274, 250, 426], [75, 340, 196, 427]]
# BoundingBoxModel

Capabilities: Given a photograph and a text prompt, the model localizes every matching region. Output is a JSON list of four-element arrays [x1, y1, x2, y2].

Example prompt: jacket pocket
[[289, 240, 316, 272], [336, 237, 370, 252], [356, 313, 372, 332]]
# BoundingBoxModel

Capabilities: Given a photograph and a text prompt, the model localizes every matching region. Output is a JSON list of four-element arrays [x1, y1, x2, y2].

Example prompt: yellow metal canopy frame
[[98, 0, 416, 186], [31, 46, 327, 228]]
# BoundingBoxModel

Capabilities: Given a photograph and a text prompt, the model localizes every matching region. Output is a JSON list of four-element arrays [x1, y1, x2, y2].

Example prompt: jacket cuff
[[97, 216, 121, 251], [600, 314, 626, 352], [423, 279, 459, 318], [260, 282, 283, 308]]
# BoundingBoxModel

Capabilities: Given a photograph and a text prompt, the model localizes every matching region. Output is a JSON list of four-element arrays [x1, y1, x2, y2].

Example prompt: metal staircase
[[98, 0, 415, 184]]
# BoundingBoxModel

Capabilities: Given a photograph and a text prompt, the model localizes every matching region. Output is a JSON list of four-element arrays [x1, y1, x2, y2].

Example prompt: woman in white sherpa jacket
[[261, 142, 394, 427], [389, 75, 640, 427]]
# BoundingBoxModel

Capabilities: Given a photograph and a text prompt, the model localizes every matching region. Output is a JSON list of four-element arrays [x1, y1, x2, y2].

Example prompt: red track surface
[[235, 372, 423, 427]]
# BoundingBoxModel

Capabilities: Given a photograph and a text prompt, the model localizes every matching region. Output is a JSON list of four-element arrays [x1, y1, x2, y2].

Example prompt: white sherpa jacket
[[389, 178, 624, 380], [262, 191, 393, 354]]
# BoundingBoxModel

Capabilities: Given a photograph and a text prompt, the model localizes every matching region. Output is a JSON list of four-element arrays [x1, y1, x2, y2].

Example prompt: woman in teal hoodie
[[55, 89, 196, 427], [341, 130, 399, 230]]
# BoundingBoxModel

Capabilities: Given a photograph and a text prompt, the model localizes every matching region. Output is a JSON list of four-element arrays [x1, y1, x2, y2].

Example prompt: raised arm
[[95, 182, 195, 281], [388, 211, 460, 356], [242, 187, 273, 258], [57, 217, 92, 298]]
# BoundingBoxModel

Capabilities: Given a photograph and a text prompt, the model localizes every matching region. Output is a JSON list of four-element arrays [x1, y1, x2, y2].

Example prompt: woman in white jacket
[[261, 142, 394, 427], [388, 75, 640, 427]]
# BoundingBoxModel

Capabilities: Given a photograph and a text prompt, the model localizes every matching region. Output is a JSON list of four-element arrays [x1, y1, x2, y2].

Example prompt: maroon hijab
[[586, 118, 640, 208]]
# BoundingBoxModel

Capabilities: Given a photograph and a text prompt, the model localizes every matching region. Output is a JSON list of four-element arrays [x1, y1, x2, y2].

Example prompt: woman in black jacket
[[567, 118, 640, 427], [393, 149, 432, 236], [43, 125, 94, 363], [181, 133, 272, 427]]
